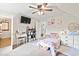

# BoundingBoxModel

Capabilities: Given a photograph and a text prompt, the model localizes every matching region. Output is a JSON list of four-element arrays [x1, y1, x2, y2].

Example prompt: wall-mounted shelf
[[26, 28, 36, 42]]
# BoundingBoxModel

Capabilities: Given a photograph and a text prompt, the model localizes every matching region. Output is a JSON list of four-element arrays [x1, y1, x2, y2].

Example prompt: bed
[[36, 33, 61, 56]]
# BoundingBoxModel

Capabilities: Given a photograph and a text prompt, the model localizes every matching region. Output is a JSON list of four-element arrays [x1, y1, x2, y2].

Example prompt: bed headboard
[[50, 33, 60, 39], [50, 33, 61, 48]]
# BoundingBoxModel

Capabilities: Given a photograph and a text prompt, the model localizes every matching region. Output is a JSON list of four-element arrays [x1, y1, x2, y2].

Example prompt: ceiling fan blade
[[29, 6, 37, 9], [44, 8, 53, 11], [32, 11, 38, 14], [48, 6, 68, 13]]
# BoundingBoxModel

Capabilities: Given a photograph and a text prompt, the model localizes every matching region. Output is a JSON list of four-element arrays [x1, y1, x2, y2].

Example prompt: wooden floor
[[0, 38, 11, 48]]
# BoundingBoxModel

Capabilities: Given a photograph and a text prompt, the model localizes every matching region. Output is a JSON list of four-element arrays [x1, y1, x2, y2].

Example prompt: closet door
[[36, 20, 41, 39], [41, 22, 46, 38]]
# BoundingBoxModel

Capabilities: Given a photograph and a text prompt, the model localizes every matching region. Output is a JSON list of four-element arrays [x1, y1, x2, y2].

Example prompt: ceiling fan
[[29, 3, 53, 15]]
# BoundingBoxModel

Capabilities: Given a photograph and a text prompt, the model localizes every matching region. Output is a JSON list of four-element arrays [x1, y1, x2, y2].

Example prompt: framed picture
[[2, 22, 9, 31]]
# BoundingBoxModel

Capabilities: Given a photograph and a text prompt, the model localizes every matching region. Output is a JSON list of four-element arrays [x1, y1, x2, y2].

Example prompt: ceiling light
[[38, 11, 44, 15]]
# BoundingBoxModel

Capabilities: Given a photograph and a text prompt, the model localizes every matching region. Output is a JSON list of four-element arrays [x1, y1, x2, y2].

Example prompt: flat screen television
[[21, 16, 31, 24]]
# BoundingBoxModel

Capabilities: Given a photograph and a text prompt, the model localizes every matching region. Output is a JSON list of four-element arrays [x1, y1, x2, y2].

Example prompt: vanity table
[[16, 32, 27, 46]]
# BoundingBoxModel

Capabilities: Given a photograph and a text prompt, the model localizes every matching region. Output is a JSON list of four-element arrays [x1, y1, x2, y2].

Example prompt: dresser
[[60, 35, 79, 49]]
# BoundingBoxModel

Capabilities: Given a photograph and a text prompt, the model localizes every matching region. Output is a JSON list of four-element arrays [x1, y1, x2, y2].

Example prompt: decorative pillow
[[50, 33, 60, 49], [50, 33, 60, 39]]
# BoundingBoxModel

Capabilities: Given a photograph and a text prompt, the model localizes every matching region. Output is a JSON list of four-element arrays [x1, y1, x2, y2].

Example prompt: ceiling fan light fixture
[[29, 3, 52, 15], [41, 5, 45, 9], [43, 3, 48, 7], [38, 11, 44, 15]]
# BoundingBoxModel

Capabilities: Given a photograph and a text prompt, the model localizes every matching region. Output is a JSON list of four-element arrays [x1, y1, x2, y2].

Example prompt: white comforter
[[37, 38, 58, 56]]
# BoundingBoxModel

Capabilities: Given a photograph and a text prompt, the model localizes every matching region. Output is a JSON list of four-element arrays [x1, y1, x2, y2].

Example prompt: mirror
[[2, 22, 9, 31]]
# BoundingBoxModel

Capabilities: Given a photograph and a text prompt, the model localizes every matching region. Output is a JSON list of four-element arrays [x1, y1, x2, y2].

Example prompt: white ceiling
[[0, 3, 79, 20]]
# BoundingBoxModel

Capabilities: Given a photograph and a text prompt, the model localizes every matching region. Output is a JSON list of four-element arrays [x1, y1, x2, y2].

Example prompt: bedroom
[[0, 3, 79, 56]]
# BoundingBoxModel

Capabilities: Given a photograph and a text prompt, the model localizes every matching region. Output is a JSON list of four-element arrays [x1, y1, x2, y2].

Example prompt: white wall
[[32, 10, 79, 39], [44, 11, 79, 34], [13, 15, 36, 41]]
